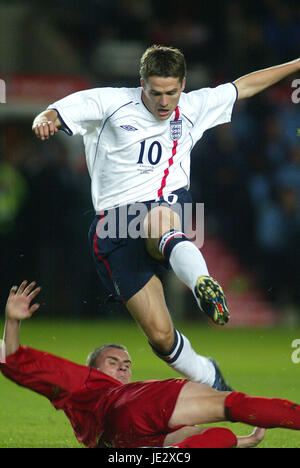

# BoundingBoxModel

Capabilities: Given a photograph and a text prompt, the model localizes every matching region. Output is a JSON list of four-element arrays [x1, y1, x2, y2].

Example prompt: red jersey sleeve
[[0, 345, 93, 402]]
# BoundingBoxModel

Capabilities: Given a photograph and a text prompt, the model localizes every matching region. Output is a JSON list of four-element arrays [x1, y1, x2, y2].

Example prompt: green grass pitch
[[0, 318, 299, 448]]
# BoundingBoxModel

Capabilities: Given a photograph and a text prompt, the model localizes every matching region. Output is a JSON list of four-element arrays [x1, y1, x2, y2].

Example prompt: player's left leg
[[144, 204, 229, 325]]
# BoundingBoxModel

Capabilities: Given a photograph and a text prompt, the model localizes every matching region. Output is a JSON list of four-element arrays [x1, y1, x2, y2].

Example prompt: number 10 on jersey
[[137, 140, 162, 166]]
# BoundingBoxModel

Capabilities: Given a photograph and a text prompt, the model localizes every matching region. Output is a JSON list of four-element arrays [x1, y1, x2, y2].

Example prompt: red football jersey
[[1, 346, 187, 447]]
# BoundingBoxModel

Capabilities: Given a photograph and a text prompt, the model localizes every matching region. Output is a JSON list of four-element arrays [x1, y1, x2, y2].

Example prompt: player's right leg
[[126, 275, 230, 389]]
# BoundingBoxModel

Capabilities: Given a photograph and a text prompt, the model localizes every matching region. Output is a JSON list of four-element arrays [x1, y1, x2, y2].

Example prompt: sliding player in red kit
[[1, 282, 300, 448]]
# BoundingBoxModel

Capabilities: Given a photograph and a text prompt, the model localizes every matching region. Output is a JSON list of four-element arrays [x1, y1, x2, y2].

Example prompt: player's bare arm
[[4, 281, 41, 356], [234, 58, 300, 100], [32, 109, 61, 140]]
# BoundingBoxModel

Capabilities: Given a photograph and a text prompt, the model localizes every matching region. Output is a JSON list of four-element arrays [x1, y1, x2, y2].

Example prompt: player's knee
[[144, 209, 182, 261], [144, 206, 181, 240], [149, 327, 175, 353]]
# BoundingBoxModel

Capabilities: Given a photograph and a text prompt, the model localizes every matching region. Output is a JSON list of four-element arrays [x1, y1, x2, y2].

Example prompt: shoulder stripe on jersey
[[181, 112, 194, 127], [92, 100, 133, 171], [157, 106, 180, 198]]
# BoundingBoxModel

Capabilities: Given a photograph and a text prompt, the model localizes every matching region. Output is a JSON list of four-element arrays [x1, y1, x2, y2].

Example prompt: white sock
[[169, 241, 209, 292], [151, 329, 216, 386]]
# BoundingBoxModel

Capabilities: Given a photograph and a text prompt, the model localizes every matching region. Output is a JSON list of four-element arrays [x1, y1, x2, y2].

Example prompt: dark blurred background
[[0, 0, 299, 324]]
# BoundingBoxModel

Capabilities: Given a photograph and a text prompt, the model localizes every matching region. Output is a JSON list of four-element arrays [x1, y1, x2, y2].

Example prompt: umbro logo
[[120, 125, 138, 131]]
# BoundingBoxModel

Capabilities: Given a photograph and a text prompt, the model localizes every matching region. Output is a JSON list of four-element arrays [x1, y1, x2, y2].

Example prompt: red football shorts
[[99, 378, 188, 447]]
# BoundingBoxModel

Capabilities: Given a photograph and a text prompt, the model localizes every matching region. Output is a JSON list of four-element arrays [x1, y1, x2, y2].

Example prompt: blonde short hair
[[86, 343, 128, 368]]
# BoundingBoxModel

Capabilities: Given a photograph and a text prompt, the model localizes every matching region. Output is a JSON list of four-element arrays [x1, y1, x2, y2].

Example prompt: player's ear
[[140, 78, 145, 90], [181, 77, 186, 92]]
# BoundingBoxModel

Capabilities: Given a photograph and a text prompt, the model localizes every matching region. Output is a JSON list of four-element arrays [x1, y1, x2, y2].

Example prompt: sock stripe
[[158, 230, 187, 257], [149, 329, 184, 364], [148, 328, 178, 357], [150, 330, 216, 385], [165, 332, 184, 364], [163, 233, 186, 256]]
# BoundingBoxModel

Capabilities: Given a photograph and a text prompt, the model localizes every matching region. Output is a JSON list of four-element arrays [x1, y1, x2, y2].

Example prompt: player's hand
[[32, 120, 59, 141], [250, 427, 266, 445], [236, 427, 266, 448], [5, 281, 41, 321], [32, 109, 61, 140]]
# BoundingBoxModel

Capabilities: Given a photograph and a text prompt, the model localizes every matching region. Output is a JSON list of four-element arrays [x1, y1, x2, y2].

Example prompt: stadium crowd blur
[[0, 0, 299, 320]]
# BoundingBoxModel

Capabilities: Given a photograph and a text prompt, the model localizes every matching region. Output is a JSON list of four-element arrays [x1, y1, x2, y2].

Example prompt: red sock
[[225, 392, 300, 429], [170, 428, 237, 448]]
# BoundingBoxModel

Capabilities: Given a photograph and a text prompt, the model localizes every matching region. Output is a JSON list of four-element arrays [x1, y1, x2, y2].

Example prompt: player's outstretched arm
[[32, 109, 62, 141], [4, 281, 41, 356], [234, 58, 300, 100], [2, 281, 96, 399]]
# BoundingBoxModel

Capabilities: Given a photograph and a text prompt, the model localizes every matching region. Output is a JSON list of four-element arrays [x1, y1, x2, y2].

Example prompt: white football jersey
[[48, 83, 237, 212]]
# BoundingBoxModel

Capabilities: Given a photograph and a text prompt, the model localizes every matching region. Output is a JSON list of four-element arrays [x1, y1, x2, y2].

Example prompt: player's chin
[[156, 111, 170, 120], [117, 375, 130, 385]]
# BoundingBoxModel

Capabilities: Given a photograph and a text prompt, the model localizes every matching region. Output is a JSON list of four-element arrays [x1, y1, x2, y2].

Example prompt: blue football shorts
[[88, 187, 192, 303]]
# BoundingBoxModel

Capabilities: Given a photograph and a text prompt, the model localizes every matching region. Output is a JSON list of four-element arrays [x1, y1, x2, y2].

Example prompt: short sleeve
[[48, 87, 124, 136], [183, 83, 238, 141]]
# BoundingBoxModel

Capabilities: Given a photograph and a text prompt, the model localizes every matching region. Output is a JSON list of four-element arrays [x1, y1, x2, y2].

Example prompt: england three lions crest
[[170, 120, 182, 141]]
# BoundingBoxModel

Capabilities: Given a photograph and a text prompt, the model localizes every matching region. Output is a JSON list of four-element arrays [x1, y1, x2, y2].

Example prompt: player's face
[[96, 347, 132, 384], [141, 76, 186, 120]]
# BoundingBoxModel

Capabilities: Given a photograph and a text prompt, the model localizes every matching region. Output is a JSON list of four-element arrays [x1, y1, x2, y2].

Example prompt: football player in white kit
[[32, 45, 300, 390]]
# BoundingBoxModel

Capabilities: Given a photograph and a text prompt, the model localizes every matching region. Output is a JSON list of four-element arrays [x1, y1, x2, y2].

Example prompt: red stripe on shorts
[[93, 213, 113, 280], [93, 213, 126, 304]]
